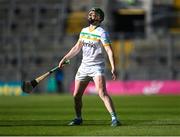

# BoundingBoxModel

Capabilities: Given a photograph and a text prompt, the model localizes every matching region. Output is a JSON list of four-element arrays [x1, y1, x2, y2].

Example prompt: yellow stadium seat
[[66, 11, 87, 35]]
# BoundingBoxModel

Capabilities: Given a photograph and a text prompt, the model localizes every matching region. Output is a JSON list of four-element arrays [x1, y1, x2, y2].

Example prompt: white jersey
[[79, 26, 111, 67]]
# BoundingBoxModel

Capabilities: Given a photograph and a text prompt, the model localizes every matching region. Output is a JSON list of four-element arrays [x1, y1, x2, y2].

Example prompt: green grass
[[0, 94, 180, 136]]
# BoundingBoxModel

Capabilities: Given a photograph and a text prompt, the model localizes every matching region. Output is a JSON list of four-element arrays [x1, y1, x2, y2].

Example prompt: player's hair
[[89, 7, 104, 22]]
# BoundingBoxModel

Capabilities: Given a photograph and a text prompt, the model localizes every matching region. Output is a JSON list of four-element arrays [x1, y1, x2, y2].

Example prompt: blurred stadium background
[[0, 0, 180, 95]]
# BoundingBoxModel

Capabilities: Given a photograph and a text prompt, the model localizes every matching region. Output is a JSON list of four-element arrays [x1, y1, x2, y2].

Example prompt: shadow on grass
[[122, 120, 180, 126], [0, 120, 110, 126], [0, 120, 180, 127]]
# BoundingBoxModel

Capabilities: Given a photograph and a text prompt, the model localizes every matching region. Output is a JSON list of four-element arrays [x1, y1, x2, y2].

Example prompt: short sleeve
[[101, 31, 112, 46], [79, 28, 84, 41]]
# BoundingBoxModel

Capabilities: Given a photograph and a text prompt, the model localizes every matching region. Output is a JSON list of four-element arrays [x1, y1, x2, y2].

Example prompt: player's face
[[88, 10, 100, 25]]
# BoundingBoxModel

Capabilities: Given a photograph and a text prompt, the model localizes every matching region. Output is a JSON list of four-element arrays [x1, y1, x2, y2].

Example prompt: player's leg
[[73, 80, 89, 118], [93, 75, 120, 126], [68, 80, 89, 125]]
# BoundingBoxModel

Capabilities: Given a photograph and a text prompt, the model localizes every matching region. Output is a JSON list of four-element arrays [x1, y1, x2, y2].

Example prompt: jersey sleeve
[[79, 28, 84, 41], [77, 29, 83, 46], [100, 31, 112, 46]]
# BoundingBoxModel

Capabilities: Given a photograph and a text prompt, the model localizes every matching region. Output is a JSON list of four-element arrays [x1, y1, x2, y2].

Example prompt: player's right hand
[[58, 59, 65, 68]]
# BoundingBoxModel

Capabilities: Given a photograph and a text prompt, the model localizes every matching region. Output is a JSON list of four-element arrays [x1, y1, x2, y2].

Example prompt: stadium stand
[[0, 0, 68, 87], [0, 0, 180, 92]]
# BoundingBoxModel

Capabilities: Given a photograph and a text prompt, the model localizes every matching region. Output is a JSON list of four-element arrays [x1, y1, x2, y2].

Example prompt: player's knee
[[73, 92, 82, 100], [98, 90, 107, 99]]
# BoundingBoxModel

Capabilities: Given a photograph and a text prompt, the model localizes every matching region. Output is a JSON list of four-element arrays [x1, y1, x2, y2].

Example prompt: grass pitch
[[0, 94, 180, 136]]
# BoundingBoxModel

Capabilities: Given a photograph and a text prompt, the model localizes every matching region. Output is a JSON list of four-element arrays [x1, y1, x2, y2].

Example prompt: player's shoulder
[[81, 27, 89, 32], [96, 26, 108, 35]]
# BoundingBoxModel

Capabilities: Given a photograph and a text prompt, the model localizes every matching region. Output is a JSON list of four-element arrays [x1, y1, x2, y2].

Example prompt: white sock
[[110, 112, 117, 121]]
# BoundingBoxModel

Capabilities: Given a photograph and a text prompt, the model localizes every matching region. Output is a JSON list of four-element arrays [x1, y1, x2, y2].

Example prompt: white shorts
[[75, 64, 105, 81]]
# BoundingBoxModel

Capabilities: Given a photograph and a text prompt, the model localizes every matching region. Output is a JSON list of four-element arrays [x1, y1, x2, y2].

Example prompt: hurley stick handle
[[35, 60, 70, 83]]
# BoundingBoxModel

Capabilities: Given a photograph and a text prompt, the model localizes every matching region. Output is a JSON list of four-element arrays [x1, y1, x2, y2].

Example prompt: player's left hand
[[111, 69, 117, 80]]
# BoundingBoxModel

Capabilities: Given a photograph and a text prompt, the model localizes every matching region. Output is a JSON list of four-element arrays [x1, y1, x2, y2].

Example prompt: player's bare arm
[[59, 40, 82, 68], [104, 45, 117, 80]]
